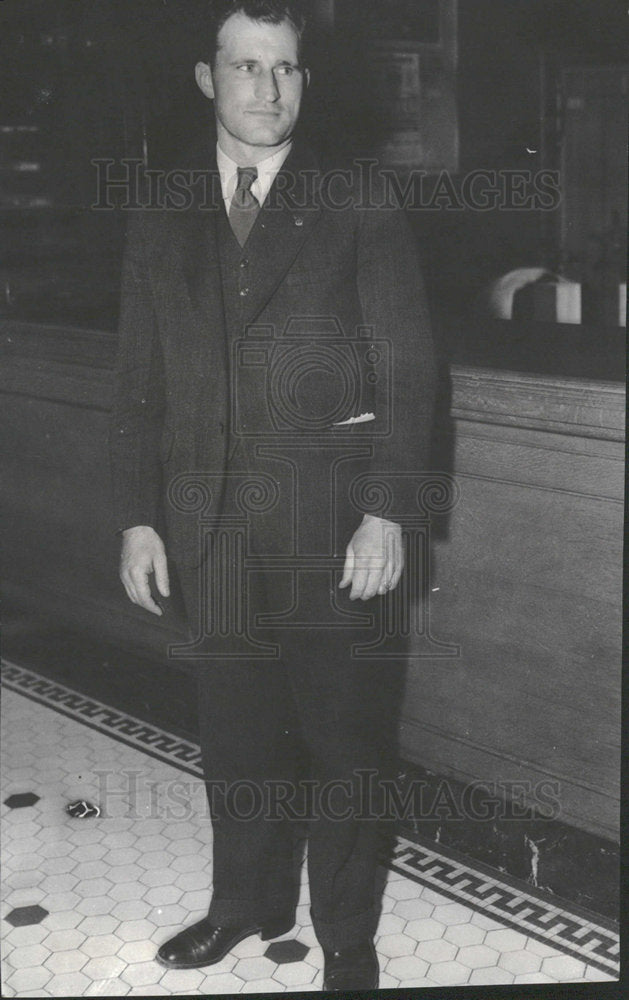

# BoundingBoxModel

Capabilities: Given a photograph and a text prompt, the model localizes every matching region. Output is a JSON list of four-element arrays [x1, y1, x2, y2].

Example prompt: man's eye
[[238, 63, 255, 72], [277, 66, 295, 76]]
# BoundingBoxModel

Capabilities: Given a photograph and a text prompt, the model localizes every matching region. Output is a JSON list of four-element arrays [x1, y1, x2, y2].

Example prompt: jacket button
[[240, 258, 249, 268], [240, 287, 250, 297]]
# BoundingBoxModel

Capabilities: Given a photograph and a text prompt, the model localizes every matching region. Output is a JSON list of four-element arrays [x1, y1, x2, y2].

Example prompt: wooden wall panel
[[400, 371, 624, 840]]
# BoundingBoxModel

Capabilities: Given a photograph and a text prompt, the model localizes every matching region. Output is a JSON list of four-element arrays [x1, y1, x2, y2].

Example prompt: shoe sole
[[323, 978, 379, 991]]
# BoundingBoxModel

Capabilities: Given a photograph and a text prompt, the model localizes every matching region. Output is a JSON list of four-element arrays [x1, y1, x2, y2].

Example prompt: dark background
[[0, 0, 627, 368]]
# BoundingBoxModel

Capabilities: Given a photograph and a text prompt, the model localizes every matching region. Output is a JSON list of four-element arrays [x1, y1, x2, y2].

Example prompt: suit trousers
[[172, 432, 407, 950], [196, 600, 404, 951]]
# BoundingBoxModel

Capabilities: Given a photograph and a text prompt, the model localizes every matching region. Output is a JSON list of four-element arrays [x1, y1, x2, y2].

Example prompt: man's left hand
[[339, 515, 404, 601]]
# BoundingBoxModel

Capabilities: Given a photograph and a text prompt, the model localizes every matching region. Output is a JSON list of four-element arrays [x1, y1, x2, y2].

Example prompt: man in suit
[[110, 0, 436, 989]]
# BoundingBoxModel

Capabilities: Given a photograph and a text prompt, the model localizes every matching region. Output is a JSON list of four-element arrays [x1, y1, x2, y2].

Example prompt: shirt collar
[[216, 141, 293, 207]]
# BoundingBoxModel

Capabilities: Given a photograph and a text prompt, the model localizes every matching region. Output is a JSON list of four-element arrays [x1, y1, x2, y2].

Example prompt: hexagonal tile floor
[[1, 661, 619, 995]]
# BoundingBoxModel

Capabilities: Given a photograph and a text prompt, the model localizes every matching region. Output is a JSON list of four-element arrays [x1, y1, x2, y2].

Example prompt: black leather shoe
[[156, 914, 294, 969], [322, 941, 379, 991]]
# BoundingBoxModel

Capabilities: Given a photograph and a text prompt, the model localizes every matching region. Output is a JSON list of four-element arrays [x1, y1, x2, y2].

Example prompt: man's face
[[196, 12, 307, 163]]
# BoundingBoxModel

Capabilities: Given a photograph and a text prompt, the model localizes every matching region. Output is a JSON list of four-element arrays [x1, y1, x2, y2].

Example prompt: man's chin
[[236, 120, 292, 147], [246, 130, 290, 148]]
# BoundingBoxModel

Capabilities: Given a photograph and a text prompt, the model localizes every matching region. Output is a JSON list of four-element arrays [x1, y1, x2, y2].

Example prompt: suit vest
[[216, 207, 259, 340], [216, 207, 268, 468]]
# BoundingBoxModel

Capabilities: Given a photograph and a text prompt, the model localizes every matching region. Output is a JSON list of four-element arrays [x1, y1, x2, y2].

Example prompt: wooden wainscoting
[[401, 366, 624, 841]]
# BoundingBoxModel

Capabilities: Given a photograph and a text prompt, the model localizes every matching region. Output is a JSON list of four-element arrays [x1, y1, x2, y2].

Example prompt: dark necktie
[[229, 166, 260, 247]]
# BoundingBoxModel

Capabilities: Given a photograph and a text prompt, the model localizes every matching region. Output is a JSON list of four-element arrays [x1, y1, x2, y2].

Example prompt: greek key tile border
[[389, 839, 618, 976], [0, 660, 203, 777], [1, 659, 619, 977]]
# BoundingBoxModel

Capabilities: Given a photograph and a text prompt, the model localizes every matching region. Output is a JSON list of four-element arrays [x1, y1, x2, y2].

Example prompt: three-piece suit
[[110, 133, 436, 949]]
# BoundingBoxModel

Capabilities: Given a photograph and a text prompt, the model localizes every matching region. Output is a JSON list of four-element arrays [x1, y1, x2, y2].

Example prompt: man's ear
[[304, 67, 311, 88], [195, 61, 215, 100]]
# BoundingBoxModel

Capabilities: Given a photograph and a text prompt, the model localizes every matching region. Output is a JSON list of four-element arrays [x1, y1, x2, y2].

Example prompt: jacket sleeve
[[355, 196, 438, 519], [109, 213, 166, 533]]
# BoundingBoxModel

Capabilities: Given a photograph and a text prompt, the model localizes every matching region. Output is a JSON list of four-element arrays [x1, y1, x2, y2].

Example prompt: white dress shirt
[[216, 142, 293, 213]]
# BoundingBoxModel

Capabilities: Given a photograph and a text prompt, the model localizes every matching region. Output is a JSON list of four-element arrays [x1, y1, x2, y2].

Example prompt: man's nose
[[255, 69, 280, 102]]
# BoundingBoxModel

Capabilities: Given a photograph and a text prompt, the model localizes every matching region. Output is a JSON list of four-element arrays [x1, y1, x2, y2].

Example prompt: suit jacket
[[110, 136, 437, 615]]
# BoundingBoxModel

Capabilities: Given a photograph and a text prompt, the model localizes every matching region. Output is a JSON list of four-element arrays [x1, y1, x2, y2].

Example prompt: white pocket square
[[333, 412, 376, 426]]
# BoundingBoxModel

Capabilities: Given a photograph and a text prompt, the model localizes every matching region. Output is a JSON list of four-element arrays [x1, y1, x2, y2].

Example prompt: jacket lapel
[[240, 140, 323, 326], [179, 141, 225, 324], [180, 199, 223, 317], [174, 146, 231, 460]]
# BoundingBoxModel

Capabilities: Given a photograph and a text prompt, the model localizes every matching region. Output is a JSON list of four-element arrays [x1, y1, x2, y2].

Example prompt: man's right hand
[[119, 525, 170, 617]]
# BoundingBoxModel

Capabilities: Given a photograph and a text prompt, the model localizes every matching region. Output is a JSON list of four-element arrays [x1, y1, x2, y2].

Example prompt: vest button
[[240, 287, 250, 297]]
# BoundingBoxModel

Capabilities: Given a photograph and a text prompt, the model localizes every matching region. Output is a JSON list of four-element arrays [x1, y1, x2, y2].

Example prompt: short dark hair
[[208, 0, 308, 67]]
